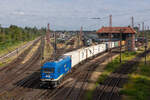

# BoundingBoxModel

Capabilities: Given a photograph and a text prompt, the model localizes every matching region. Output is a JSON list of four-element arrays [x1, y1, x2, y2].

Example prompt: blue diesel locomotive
[[40, 56, 71, 88]]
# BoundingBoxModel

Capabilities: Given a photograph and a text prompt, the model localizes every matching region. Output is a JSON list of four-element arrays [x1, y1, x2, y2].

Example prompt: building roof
[[96, 26, 136, 34]]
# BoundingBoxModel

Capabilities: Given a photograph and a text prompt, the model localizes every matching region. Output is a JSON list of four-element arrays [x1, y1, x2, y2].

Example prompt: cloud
[[11, 11, 25, 16], [0, 0, 150, 30]]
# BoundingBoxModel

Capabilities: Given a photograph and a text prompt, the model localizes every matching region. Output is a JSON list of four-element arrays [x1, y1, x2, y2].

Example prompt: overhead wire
[[82, 8, 150, 30]]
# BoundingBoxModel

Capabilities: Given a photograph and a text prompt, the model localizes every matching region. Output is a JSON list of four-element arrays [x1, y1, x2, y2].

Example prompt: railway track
[[0, 35, 82, 100], [46, 48, 120, 100], [15, 38, 82, 100], [0, 37, 123, 100], [0, 37, 40, 62], [65, 51, 118, 100], [0, 38, 40, 72], [64, 72, 88, 100], [93, 48, 150, 100], [0, 37, 44, 100], [11, 36, 45, 100], [0, 38, 41, 86], [50, 39, 81, 61]]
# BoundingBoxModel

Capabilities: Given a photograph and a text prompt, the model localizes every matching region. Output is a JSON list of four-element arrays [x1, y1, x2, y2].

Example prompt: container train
[[40, 41, 123, 88]]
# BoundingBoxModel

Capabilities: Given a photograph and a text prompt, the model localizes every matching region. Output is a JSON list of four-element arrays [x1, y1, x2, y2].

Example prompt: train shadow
[[13, 69, 44, 90]]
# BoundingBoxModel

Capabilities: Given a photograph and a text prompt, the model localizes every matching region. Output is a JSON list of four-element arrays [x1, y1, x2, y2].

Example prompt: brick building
[[96, 26, 137, 51]]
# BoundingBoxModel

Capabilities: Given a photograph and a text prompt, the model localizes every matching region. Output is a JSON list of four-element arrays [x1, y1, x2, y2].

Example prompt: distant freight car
[[83, 38, 92, 46], [66, 38, 75, 45]]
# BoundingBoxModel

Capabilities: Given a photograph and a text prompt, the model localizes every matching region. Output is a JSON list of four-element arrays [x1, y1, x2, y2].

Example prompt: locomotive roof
[[43, 56, 71, 68]]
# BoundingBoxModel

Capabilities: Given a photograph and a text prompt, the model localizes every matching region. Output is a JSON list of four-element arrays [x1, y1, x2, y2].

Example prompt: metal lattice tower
[[46, 23, 50, 44], [131, 16, 134, 28], [80, 26, 83, 43], [138, 24, 140, 36], [109, 15, 112, 27]]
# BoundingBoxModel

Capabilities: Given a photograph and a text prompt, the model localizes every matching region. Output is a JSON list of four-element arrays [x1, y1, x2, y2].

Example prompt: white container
[[64, 51, 80, 67], [64, 43, 107, 68], [79, 48, 87, 62]]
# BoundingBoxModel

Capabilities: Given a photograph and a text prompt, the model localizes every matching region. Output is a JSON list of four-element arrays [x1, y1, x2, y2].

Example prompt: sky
[[0, 0, 150, 30]]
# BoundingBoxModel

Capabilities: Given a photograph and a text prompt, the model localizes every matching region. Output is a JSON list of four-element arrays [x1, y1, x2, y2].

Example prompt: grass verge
[[97, 51, 138, 87], [120, 53, 150, 100], [85, 51, 139, 100], [0, 41, 28, 57], [0, 39, 37, 67]]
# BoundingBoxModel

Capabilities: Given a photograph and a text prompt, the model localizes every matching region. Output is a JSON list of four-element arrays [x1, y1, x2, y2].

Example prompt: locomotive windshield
[[43, 68, 54, 73]]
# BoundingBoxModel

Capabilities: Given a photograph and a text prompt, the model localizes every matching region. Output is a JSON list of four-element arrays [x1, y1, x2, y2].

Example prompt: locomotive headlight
[[46, 75, 50, 78]]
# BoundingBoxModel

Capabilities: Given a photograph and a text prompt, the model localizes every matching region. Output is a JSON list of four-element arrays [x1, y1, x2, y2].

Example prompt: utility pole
[[80, 26, 83, 46], [120, 29, 123, 63], [46, 23, 51, 54], [142, 22, 147, 64], [47, 23, 50, 44], [40, 35, 43, 66], [78, 32, 80, 48], [46, 23, 53, 61], [78, 26, 82, 48], [138, 24, 140, 37], [148, 26, 149, 47], [144, 26, 147, 65], [110, 15, 112, 27], [109, 14, 112, 61], [54, 31, 57, 60], [142, 22, 145, 45]]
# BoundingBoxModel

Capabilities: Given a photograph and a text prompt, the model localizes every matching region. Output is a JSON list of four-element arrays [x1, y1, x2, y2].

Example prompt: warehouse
[[96, 26, 137, 51]]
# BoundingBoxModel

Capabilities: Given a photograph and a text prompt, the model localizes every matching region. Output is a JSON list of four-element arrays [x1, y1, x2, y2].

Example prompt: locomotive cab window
[[43, 68, 54, 73]]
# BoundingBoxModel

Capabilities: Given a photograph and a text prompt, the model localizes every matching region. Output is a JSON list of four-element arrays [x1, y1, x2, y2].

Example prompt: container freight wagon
[[40, 41, 119, 88], [114, 41, 119, 47], [104, 41, 117, 50], [121, 40, 126, 46], [64, 43, 106, 67]]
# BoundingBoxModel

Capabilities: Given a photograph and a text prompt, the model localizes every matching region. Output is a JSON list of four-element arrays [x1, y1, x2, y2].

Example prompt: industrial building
[[96, 26, 137, 51]]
